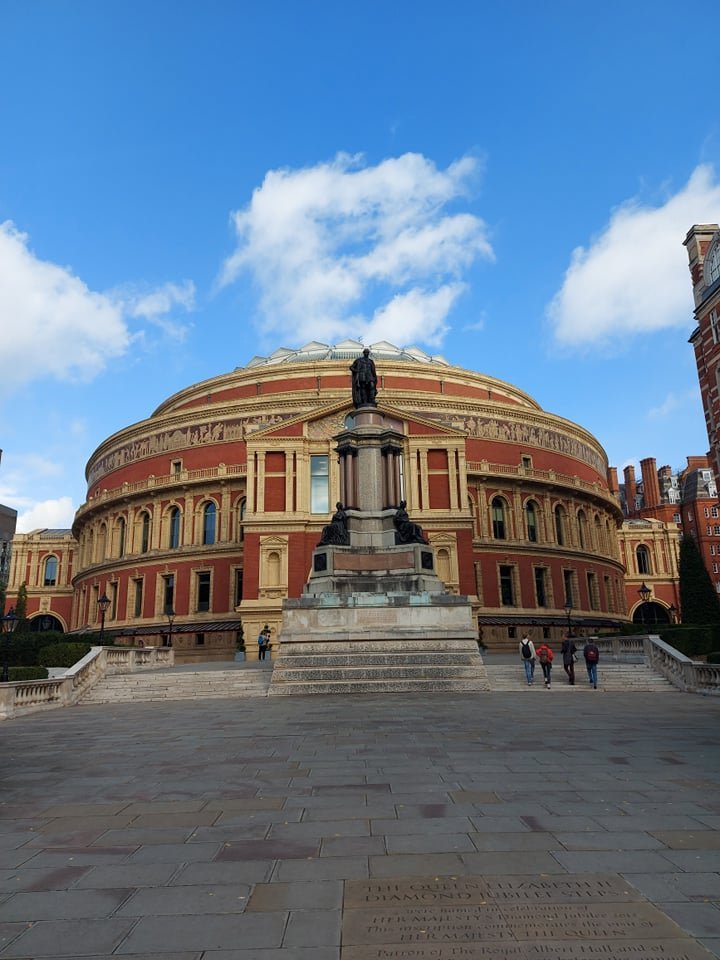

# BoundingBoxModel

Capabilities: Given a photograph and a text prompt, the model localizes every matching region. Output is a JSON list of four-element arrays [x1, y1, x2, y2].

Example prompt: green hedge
[[656, 625, 720, 658], [3, 631, 96, 667], [38, 642, 91, 668], [9, 666, 48, 681]]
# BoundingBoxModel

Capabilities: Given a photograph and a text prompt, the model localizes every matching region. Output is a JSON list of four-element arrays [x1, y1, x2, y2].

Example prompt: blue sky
[[2, 0, 719, 531]]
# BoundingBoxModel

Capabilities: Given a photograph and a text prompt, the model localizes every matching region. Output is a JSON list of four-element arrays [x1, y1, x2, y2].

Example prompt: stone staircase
[[484, 660, 679, 693], [74, 656, 680, 705], [268, 640, 491, 695], [77, 667, 272, 705]]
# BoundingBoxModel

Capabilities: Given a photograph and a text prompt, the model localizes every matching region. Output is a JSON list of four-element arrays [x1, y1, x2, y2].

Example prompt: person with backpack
[[535, 642, 554, 687], [583, 639, 600, 688], [519, 632, 536, 685], [561, 632, 578, 685]]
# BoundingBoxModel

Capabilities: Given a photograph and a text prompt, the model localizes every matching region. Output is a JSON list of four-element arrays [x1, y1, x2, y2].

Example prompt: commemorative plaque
[[340, 875, 716, 960]]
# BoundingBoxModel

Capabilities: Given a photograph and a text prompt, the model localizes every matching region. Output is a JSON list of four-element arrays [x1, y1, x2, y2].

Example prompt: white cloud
[[0, 222, 195, 391], [15, 497, 75, 533], [547, 165, 720, 349], [220, 153, 493, 346], [127, 280, 196, 319], [647, 393, 679, 419]]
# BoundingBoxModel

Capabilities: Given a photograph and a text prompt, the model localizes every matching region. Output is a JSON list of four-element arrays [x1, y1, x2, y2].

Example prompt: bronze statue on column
[[350, 349, 378, 407]]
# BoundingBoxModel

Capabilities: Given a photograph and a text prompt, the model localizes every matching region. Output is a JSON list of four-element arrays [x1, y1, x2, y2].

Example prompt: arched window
[[525, 500, 538, 543], [491, 497, 507, 540], [636, 544, 651, 575], [43, 555, 58, 587], [577, 510, 587, 550], [117, 517, 126, 557], [554, 505, 565, 546], [202, 502, 216, 545], [239, 497, 247, 542], [98, 523, 107, 560], [140, 511, 150, 553], [169, 506, 181, 549]]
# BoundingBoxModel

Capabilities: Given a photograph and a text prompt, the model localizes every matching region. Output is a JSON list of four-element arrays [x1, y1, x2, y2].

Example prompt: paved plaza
[[1, 687, 720, 959]]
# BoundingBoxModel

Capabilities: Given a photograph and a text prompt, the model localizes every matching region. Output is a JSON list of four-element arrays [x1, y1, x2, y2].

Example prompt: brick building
[[6, 342, 629, 658]]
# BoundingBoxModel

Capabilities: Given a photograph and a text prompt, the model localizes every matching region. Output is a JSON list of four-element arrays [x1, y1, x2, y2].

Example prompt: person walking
[[561, 632, 577, 685], [519, 632, 536, 686], [583, 638, 600, 688], [535, 641, 554, 688]]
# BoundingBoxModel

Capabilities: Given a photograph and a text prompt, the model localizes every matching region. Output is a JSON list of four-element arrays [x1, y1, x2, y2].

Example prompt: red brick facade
[[7, 344, 629, 657]]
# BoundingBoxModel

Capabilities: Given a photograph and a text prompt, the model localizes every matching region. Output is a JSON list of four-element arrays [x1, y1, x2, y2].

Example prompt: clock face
[[706, 236, 720, 286]]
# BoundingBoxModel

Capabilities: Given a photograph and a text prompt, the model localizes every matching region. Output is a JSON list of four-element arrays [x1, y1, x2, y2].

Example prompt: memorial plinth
[[270, 393, 489, 695]]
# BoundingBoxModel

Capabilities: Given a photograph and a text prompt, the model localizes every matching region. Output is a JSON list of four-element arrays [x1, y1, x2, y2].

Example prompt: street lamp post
[[97, 592, 111, 644], [1, 608, 18, 683], [166, 607, 175, 648], [638, 582, 652, 625]]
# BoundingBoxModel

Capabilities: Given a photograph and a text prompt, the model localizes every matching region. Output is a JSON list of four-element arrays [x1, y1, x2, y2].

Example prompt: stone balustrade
[[465, 460, 619, 508], [0, 645, 174, 720], [594, 634, 720, 695]]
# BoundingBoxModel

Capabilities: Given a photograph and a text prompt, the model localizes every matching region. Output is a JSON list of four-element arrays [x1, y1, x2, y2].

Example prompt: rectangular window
[[197, 571, 211, 612], [586, 572, 599, 611], [133, 578, 143, 618], [507, 626, 516, 639], [708, 526, 713, 536], [310, 455, 329, 514], [109, 582, 118, 620], [712, 545, 717, 556], [499, 565, 514, 606], [171, 459, 182, 475], [234, 568, 244, 607], [705, 507, 711, 518], [714, 563, 719, 574], [534, 567, 548, 607], [672, 513, 680, 523], [162, 574, 175, 614], [713, 507, 719, 519], [715, 526, 720, 536], [604, 575, 613, 612], [195, 633, 205, 646], [521, 455, 532, 469], [563, 569, 574, 607]]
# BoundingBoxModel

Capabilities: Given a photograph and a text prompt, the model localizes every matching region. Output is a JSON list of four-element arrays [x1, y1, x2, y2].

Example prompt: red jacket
[[536, 644, 554, 663]]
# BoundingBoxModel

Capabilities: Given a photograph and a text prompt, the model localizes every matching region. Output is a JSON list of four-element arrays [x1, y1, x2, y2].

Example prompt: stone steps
[[269, 639, 490, 696], [76, 658, 680, 704], [78, 669, 272, 704], [485, 662, 678, 692]]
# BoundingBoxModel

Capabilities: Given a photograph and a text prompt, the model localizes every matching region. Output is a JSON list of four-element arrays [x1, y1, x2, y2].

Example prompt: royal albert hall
[[16, 341, 629, 659]]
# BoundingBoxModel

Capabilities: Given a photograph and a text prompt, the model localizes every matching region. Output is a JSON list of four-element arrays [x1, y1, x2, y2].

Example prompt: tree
[[14, 582, 28, 629], [679, 535, 720, 624]]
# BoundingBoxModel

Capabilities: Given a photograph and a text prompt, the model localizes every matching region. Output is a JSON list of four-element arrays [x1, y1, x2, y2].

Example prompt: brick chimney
[[623, 465, 637, 515], [607, 467, 619, 496], [640, 457, 661, 510]]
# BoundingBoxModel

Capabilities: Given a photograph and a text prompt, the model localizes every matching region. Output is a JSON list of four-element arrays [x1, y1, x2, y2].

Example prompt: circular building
[[67, 340, 627, 660]]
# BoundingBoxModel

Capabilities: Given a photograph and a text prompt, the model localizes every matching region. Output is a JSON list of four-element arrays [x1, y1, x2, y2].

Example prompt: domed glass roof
[[240, 339, 450, 369]]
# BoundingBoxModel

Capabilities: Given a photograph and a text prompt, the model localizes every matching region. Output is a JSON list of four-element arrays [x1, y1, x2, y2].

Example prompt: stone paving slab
[[0, 692, 720, 958]]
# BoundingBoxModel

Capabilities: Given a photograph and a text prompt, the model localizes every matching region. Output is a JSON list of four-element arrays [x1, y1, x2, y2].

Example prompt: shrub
[[38, 642, 91, 668], [9, 666, 49, 681], [706, 652, 720, 664], [657, 625, 720, 658]]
